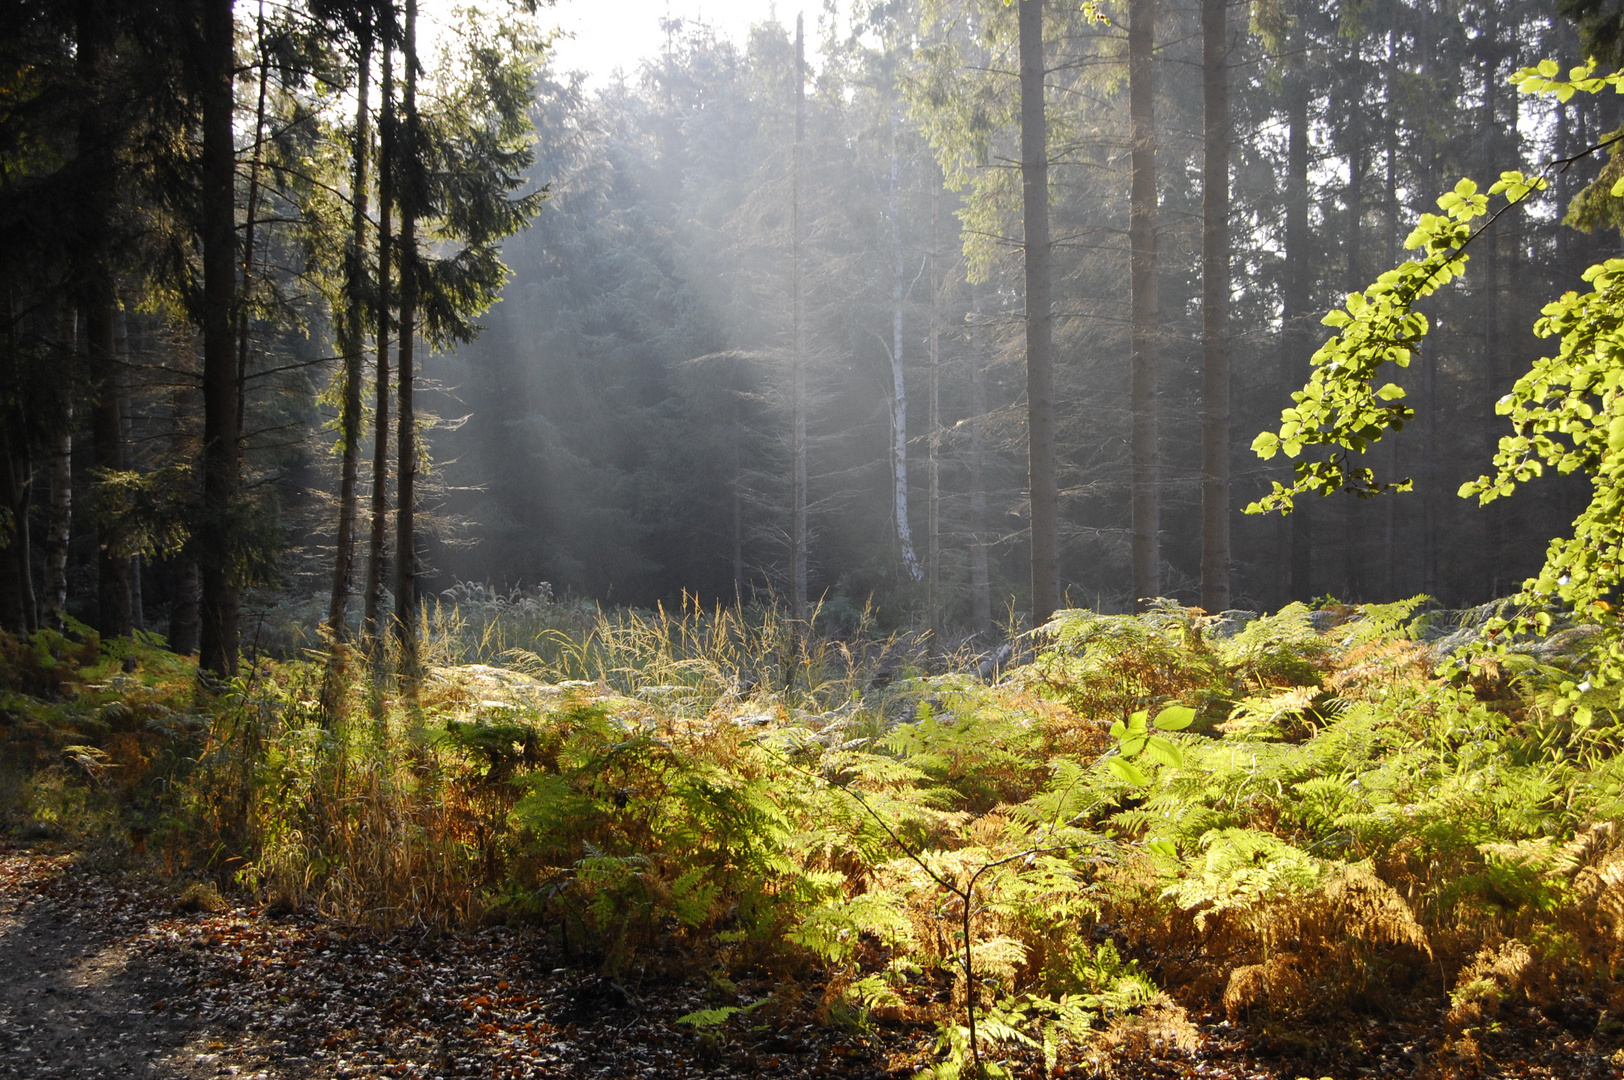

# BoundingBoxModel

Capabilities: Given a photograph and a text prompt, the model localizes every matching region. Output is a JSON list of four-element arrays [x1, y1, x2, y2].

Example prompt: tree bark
[[927, 173, 942, 639], [116, 306, 142, 632], [169, 373, 200, 656], [889, 104, 922, 582], [1343, 57, 1368, 603], [1344, 142, 1365, 601], [1417, 3, 1438, 601], [1383, 17, 1399, 600], [969, 284, 991, 636], [1199, 0, 1230, 613], [1018, 0, 1059, 626], [44, 307, 74, 630], [790, 14, 808, 623], [1128, 0, 1159, 611], [77, 0, 130, 638], [0, 433, 35, 634], [365, 26, 395, 652], [90, 296, 129, 637], [199, 0, 241, 678], [1283, 68, 1311, 604], [732, 365, 744, 596], [394, 0, 420, 674], [236, 0, 270, 456], [328, 16, 373, 641]]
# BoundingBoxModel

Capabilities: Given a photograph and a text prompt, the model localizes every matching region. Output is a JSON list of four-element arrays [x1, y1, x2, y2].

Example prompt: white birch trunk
[[890, 106, 922, 582], [790, 15, 808, 621]]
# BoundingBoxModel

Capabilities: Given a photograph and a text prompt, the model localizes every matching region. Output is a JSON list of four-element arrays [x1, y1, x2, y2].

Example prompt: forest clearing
[[10, 0, 1624, 1076]]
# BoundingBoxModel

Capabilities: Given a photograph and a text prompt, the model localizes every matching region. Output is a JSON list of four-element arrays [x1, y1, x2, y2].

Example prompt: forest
[[8, 0, 1624, 1078]]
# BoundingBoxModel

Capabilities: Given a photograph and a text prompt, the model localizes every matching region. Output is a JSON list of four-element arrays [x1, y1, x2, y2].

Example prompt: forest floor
[[2, 846, 1620, 1080]]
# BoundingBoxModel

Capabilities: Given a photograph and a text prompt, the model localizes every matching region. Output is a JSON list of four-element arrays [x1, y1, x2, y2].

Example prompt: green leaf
[[1106, 757, 1151, 787], [1142, 736, 1185, 769], [1375, 382, 1406, 401], [677, 999, 766, 1028], [1153, 705, 1195, 731]]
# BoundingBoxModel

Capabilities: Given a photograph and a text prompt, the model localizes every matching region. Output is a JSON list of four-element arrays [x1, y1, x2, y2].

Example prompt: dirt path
[[0, 849, 904, 1080], [8, 847, 1619, 1080], [0, 853, 212, 1079]]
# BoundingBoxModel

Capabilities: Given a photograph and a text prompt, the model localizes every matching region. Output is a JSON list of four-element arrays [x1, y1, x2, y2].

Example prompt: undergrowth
[[6, 592, 1624, 1077]]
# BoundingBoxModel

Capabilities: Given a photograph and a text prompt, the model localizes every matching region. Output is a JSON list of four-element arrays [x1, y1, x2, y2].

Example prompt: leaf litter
[[2, 849, 1621, 1079]]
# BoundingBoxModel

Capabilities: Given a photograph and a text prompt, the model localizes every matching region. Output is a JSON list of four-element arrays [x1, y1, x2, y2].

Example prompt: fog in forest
[[416, 0, 1602, 631], [2, 0, 1613, 650]]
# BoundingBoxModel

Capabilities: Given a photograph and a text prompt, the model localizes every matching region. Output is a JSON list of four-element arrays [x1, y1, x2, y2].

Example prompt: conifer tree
[[1018, 0, 1059, 624], [1128, 0, 1159, 609], [198, 0, 240, 678], [324, 0, 374, 643], [1199, 0, 1230, 612]]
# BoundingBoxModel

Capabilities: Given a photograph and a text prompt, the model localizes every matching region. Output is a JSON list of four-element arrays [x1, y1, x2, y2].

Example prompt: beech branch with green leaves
[[1250, 56, 1624, 670], [1247, 170, 1547, 512]]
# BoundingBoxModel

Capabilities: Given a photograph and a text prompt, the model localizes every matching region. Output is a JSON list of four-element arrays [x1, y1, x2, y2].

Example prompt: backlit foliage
[[8, 588, 1624, 1075]]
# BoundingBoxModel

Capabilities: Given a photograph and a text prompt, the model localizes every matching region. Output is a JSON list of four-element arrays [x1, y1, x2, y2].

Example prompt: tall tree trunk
[[169, 372, 200, 656], [44, 306, 73, 630], [1199, 0, 1229, 613], [1383, 19, 1399, 600], [1283, 68, 1311, 604], [90, 295, 129, 636], [927, 174, 942, 640], [116, 306, 142, 632], [889, 105, 922, 582], [1417, 3, 1438, 601], [1344, 135, 1366, 602], [732, 365, 744, 596], [1018, 0, 1059, 625], [969, 284, 991, 636], [365, 28, 395, 652], [1496, 78, 1523, 596], [199, 0, 241, 679], [0, 431, 35, 634], [77, 0, 130, 638], [1128, 0, 1159, 610], [328, 17, 373, 641], [790, 14, 808, 623], [236, 0, 270, 455], [394, 0, 420, 674]]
